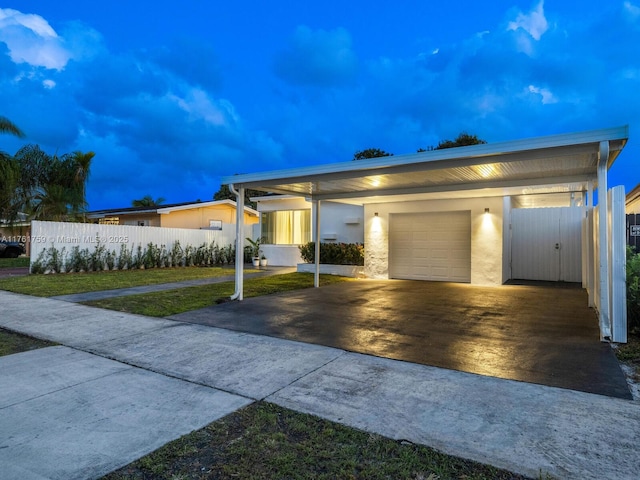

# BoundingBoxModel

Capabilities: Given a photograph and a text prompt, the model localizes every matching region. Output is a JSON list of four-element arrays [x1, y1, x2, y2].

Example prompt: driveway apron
[[169, 279, 632, 399]]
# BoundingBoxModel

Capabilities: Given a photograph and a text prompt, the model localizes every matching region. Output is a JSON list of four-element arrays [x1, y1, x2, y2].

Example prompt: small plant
[[45, 245, 65, 273], [30, 249, 47, 274], [246, 237, 264, 259], [170, 241, 184, 267], [117, 244, 132, 270], [89, 239, 106, 272], [105, 250, 116, 271]]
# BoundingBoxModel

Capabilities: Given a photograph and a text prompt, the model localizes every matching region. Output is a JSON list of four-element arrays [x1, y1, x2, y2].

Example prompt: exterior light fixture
[[484, 208, 490, 214], [374, 212, 379, 216]]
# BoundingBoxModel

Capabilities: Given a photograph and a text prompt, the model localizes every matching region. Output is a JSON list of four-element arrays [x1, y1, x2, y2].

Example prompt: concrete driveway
[[170, 279, 632, 399]]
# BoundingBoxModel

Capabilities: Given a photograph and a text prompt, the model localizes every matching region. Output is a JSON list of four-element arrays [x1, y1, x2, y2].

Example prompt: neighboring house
[[87, 200, 259, 229], [627, 183, 640, 251], [627, 183, 640, 214], [0, 212, 31, 256], [251, 195, 364, 266], [223, 125, 630, 342]]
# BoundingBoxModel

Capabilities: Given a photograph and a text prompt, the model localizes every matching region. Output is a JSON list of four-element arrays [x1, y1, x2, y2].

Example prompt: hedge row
[[30, 240, 250, 274], [299, 242, 364, 266]]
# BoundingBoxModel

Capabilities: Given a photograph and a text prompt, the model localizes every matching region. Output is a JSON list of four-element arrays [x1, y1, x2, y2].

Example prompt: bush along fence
[[299, 242, 364, 266], [29, 240, 248, 274]]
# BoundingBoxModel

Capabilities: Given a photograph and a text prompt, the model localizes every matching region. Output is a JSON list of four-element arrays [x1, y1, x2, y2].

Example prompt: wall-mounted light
[[484, 208, 490, 214], [374, 212, 379, 217]]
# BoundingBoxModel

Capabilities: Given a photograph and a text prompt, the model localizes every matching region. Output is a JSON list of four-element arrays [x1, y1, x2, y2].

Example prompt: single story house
[[627, 183, 640, 214], [87, 199, 259, 229], [222, 126, 631, 343], [251, 194, 364, 266]]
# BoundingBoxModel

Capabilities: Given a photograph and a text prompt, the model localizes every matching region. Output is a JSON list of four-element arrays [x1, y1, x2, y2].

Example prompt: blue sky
[[1, 1, 638, 209]]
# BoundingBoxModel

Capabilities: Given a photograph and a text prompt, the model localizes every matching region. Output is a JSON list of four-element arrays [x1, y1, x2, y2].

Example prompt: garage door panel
[[389, 211, 471, 282]]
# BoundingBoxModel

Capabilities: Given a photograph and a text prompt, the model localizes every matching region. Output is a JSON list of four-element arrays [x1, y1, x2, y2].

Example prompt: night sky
[[1, 1, 638, 209]]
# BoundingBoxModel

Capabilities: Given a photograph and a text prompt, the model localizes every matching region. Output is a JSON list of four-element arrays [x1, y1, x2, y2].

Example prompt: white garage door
[[389, 211, 471, 282]]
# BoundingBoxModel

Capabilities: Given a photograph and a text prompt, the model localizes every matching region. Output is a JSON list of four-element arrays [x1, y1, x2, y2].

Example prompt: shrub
[[299, 242, 364, 266], [627, 246, 640, 334], [46, 245, 65, 273], [117, 244, 132, 270]]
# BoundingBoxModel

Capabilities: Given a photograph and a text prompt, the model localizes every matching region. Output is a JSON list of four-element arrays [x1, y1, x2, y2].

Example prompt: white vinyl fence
[[30, 220, 254, 272]]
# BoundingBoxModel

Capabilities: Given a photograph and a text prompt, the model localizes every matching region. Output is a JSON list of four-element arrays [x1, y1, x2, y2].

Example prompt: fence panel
[[30, 220, 252, 270]]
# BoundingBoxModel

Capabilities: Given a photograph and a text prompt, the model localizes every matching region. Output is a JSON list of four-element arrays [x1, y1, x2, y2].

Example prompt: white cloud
[[0, 7, 71, 69], [171, 88, 239, 127], [624, 1, 640, 20], [528, 85, 558, 104], [508, 1, 549, 40], [42, 79, 56, 89]]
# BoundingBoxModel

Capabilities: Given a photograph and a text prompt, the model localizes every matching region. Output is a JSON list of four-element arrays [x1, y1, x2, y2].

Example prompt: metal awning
[[222, 126, 628, 203]]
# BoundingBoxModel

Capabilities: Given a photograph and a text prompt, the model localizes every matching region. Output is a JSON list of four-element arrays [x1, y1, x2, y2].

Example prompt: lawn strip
[[0, 266, 254, 297], [0, 328, 57, 357], [0, 257, 29, 269], [101, 401, 529, 480], [84, 273, 351, 317]]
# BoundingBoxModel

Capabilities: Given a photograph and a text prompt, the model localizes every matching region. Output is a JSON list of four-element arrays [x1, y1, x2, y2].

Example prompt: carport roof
[[222, 126, 629, 202]]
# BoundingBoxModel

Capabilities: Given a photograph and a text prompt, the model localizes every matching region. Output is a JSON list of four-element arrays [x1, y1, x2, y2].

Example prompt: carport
[[222, 126, 630, 342]]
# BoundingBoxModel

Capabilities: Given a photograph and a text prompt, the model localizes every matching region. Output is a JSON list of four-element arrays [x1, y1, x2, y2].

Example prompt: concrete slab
[[0, 291, 175, 348], [0, 347, 251, 480], [0, 346, 129, 408], [87, 322, 346, 399], [172, 280, 632, 399], [268, 352, 640, 480]]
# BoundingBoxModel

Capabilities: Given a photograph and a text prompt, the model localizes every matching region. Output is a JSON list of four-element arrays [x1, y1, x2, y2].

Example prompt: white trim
[[222, 126, 628, 188]]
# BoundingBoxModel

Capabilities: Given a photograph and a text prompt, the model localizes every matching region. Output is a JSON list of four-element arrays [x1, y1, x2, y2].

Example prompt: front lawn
[[0, 266, 248, 297], [0, 257, 30, 269], [102, 402, 529, 480], [84, 273, 351, 317], [0, 328, 56, 357]]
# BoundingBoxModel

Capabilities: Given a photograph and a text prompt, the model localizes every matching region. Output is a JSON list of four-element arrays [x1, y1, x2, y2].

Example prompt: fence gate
[[628, 214, 640, 252], [511, 207, 583, 282]]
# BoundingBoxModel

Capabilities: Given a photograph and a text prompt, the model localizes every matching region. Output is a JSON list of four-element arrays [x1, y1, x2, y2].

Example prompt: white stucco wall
[[252, 196, 364, 266], [363, 197, 504, 285]]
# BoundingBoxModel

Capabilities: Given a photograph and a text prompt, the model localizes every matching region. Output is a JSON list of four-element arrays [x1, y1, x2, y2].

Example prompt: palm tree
[[32, 184, 73, 221], [132, 195, 166, 207], [0, 116, 24, 138], [72, 151, 95, 220]]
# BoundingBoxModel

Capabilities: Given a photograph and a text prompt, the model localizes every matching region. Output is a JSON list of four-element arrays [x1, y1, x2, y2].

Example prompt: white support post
[[597, 141, 611, 340], [230, 184, 244, 301], [314, 199, 321, 288], [587, 181, 594, 306]]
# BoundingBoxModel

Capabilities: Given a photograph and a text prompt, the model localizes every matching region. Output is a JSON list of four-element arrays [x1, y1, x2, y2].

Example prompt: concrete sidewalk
[[1, 290, 639, 480]]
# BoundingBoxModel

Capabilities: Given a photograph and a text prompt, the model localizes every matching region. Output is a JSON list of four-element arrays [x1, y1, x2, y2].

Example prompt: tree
[[418, 132, 487, 152], [213, 184, 264, 209], [132, 195, 166, 207], [352, 148, 393, 160], [0, 117, 24, 222], [72, 151, 96, 219], [0, 116, 24, 138]]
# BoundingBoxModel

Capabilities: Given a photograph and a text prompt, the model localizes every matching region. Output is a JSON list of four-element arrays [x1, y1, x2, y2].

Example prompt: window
[[209, 220, 222, 230], [261, 210, 311, 244]]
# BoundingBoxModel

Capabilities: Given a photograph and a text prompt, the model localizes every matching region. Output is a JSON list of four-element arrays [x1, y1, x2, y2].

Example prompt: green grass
[[0, 266, 253, 297], [0, 328, 56, 357], [102, 401, 529, 480], [85, 273, 351, 317], [0, 257, 30, 268]]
